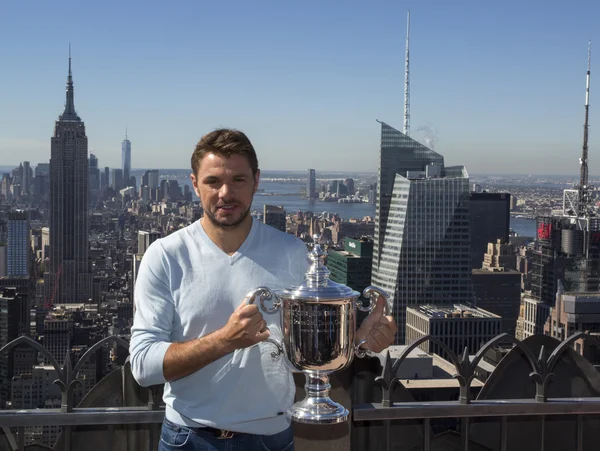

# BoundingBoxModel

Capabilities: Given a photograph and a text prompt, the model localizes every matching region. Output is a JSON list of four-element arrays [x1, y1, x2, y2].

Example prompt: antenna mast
[[403, 10, 410, 136], [579, 41, 592, 216]]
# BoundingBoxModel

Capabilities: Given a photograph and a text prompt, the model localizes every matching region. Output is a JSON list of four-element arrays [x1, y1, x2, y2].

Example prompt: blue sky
[[1, 0, 599, 175]]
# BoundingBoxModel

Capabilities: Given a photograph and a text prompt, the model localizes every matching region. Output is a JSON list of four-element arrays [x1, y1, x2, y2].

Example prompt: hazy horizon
[[0, 164, 594, 181]]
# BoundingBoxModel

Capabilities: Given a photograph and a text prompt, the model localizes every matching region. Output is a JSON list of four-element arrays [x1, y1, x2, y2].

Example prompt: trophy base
[[288, 372, 349, 424], [288, 397, 349, 424]]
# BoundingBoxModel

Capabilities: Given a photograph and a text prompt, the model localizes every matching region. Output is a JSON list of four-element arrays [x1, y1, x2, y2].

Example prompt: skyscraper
[[263, 205, 286, 232], [469, 192, 511, 269], [101, 166, 110, 190], [111, 168, 123, 192], [0, 220, 6, 277], [45, 51, 92, 305], [35, 163, 49, 177], [371, 122, 472, 343], [22, 161, 31, 195], [7, 210, 30, 277], [122, 129, 131, 186], [344, 178, 355, 195], [0, 288, 29, 407], [307, 169, 316, 199], [473, 241, 521, 335], [531, 216, 600, 306], [137, 231, 161, 257], [149, 169, 159, 190], [89, 153, 100, 191], [327, 237, 373, 294]]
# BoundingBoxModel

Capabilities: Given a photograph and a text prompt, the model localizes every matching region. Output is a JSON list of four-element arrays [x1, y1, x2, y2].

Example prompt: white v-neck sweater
[[129, 218, 310, 434]]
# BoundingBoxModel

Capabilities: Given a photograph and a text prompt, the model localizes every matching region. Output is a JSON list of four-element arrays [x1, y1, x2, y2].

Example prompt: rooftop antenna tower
[[564, 42, 594, 218], [579, 41, 592, 216], [403, 10, 410, 136]]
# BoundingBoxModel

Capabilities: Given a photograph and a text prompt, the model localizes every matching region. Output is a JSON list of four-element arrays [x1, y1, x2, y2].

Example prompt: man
[[130, 129, 397, 451]]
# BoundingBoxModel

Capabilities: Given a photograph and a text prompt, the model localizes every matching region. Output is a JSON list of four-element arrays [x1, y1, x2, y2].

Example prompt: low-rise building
[[406, 304, 501, 358]]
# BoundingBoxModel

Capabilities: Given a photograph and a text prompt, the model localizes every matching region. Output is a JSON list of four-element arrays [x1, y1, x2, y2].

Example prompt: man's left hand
[[355, 295, 397, 354]]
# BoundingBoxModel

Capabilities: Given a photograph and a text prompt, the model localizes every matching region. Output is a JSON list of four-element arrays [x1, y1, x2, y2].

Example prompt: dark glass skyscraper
[[307, 169, 316, 199], [469, 192, 510, 269], [371, 122, 473, 343], [45, 54, 92, 305]]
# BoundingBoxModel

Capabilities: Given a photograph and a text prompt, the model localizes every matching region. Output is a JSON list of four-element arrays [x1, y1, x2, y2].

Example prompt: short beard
[[204, 206, 251, 230]]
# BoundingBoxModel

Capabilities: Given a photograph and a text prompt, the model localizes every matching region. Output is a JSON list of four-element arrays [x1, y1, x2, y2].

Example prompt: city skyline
[[1, 2, 599, 175]]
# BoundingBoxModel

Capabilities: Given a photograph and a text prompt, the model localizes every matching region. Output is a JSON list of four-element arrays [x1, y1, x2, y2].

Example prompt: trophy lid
[[282, 236, 360, 302]]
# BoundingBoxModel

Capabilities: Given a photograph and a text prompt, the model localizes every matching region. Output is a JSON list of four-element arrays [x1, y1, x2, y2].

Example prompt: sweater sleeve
[[129, 241, 173, 387]]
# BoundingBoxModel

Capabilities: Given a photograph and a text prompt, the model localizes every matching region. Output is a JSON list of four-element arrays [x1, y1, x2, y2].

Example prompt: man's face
[[191, 152, 259, 229]]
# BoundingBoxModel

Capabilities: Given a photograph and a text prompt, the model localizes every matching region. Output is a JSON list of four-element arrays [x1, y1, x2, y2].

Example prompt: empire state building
[[44, 54, 92, 305]]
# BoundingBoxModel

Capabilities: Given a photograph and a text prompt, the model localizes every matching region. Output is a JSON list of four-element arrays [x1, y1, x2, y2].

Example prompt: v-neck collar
[[195, 218, 258, 265]]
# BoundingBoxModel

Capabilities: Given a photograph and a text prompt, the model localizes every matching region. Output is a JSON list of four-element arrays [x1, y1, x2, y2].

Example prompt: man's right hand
[[161, 297, 270, 382], [220, 297, 270, 352]]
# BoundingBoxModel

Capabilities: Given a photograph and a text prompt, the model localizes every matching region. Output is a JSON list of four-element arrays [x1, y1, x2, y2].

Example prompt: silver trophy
[[247, 238, 389, 424]]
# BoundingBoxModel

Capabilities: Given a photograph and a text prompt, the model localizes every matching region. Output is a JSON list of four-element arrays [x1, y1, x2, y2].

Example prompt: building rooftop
[[328, 250, 361, 259], [374, 346, 485, 389], [409, 304, 500, 319], [563, 292, 600, 299], [264, 205, 285, 212], [386, 345, 431, 360], [522, 294, 544, 304], [472, 267, 521, 275]]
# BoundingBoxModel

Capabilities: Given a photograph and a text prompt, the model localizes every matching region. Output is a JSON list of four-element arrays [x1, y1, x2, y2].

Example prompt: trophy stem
[[288, 372, 349, 424], [306, 373, 331, 398]]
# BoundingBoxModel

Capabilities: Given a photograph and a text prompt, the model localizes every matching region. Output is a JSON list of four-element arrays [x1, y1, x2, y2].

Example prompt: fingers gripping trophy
[[246, 236, 390, 425]]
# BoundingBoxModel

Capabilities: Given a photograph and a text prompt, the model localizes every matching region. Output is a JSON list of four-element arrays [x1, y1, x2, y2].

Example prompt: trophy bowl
[[247, 239, 389, 425]]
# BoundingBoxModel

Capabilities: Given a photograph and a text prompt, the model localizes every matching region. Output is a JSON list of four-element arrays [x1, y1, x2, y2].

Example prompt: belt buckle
[[218, 429, 234, 439]]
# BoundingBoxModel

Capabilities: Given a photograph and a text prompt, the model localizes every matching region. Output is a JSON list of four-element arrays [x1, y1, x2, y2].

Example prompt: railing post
[[500, 416, 508, 451], [538, 416, 545, 451], [423, 418, 431, 451], [461, 417, 470, 451], [17, 426, 25, 451], [375, 351, 396, 407], [531, 346, 553, 403], [148, 385, 162, 410], [63, 425, 72, 451], [577, 414, 584, 451], [56, 351, 80, 413], [457, 347, 473, 404]]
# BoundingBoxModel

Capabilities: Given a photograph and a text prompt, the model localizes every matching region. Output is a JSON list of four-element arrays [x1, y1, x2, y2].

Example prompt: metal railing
[[352, 332, 600, 450], [0, 335, 166, 450], [1, 332, 600, 450], [0, 408, 164, 451]]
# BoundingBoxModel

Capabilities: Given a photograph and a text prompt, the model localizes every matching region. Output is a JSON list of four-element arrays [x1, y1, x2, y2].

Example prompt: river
[[179, 179, 538, 236]]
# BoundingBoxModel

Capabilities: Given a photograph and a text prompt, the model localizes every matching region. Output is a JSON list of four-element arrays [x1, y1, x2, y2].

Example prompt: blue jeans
[[158, 418, 294, 451]]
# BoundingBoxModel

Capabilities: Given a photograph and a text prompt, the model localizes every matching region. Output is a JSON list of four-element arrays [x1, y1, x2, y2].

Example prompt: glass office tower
[[372, 122, 472, 343]]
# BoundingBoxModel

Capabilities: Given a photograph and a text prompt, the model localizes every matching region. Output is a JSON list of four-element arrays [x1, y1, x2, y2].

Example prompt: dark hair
[[191, 129, 259, 176]]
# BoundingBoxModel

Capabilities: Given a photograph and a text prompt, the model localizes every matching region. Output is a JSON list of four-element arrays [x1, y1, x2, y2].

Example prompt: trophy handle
[[358, 286, 390, 315], [246, 287, 284, 359], [246, 287, 281, 313], [354, 339, 369, 358], [354, 286, 391, 358]]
